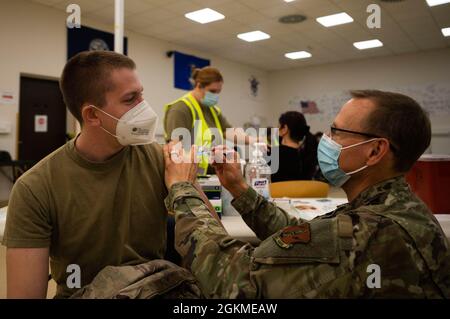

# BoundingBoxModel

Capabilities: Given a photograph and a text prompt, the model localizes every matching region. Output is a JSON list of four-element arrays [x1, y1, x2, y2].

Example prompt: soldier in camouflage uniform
[[163, 90, 449, 298]]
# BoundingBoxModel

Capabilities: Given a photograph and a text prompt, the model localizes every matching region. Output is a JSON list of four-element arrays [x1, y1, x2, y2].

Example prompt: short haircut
[[60, 51, 136, 124], [350, 90, 431, 173]]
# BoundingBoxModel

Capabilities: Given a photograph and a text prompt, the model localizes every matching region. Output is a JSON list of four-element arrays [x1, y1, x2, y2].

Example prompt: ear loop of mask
[[341, 138, 379, 175], [90, 105, 121, 139]]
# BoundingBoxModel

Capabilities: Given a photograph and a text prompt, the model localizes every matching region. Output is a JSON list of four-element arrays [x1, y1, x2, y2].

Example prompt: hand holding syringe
[[209, 145, 239, 164], [195, 142, 234, 162], [210, 145, 249, 197]]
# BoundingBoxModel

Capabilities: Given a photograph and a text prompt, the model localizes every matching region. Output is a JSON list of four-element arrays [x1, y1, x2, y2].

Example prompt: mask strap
[[99, 126, 119, 139], [342, 138, 379, 176], [341, 138, 378, 150], [346, 164, 368, 176], [90, 105, 120, 122], [90, 105, 120, 138]]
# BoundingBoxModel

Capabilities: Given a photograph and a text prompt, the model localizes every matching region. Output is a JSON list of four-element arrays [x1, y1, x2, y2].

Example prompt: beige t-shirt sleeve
[[164, 101, 193, 142], [2, 179, 52, 248]]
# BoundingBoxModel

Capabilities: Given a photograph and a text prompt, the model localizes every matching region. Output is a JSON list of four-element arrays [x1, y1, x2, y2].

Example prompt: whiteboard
[[288, 82, 450, 130], [394, 83, 450, 117]]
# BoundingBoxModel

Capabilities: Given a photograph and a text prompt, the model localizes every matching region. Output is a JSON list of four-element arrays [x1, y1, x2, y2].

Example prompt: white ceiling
[[31, 0, 450, 71]]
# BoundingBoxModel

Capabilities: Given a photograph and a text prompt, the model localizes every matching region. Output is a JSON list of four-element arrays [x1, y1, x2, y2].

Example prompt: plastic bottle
[[245, 142, 271, 199]]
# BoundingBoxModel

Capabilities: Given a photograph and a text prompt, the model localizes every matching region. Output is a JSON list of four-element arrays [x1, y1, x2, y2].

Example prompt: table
[[221, 197, 347, 245], [1, 204, 450, 243], [0, 199, 346, 243], [221, 198, 450, 244]]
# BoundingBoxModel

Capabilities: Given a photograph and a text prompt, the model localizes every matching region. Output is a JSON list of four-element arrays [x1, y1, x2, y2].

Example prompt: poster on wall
[[0, 91, 17, 105], [34, 115, 48, 133], [67, 25, 128, 60], [172, 51, 210, 90]]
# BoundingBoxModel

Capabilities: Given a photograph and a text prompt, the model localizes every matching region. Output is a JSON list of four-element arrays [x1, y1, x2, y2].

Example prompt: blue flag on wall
[[67, 25, 128, 60], [173, 51, 210, 90]]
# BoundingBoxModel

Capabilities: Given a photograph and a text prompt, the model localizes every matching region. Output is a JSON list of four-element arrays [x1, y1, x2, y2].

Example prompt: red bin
[[406, 155, 450, 214]]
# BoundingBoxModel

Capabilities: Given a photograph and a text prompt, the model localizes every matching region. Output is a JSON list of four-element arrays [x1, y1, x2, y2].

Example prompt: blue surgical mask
[[317, 134, 377, 187], [201, 91, 219, 107]]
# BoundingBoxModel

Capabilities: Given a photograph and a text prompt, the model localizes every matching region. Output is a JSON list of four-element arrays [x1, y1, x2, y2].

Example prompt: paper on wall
[[35, 115, 48, 133]]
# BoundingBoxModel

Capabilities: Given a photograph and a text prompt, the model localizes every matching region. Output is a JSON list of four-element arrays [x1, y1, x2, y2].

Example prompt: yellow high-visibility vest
[[164, 92, 223, 175]]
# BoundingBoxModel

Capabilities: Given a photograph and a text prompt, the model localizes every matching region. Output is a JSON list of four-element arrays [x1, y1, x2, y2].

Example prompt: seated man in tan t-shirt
[[2, 51, 169, 298]]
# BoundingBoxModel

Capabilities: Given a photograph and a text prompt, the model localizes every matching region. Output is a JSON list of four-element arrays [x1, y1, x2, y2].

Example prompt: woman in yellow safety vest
[[164, 66, 256, 175]]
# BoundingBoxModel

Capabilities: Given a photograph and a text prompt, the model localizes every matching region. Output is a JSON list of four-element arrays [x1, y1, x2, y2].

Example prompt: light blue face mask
[[318, 134, 378, 187], [201, 91, 219, 107]]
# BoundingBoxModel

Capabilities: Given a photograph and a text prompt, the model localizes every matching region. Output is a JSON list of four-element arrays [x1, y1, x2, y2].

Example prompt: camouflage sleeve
[[166, 182, 395, 298], [231, 186, 307, 240], [165, 182, 259, 298]]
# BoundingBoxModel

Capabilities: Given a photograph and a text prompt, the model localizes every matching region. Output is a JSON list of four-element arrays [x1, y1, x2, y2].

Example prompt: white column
[[114, 0, 124, 54]]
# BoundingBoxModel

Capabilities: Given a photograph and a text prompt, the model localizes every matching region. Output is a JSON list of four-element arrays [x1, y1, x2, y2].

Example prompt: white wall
[[268, 48, 450, 155], [0, 0, 270, 200]]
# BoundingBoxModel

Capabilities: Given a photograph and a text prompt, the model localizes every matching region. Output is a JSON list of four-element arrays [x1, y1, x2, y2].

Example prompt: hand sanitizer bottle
[[245, 143, 271, 199]]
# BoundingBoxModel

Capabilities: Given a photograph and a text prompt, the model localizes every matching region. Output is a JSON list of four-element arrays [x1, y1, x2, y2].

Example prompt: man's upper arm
[[166, 182, 257, 298], [248, 216, 354, 298], [231, 187, 306, 240], [6, 247, 49, 299], [2, 179, 52, 248], [2, 179, 51, 298], [167, 182, 346, 298]]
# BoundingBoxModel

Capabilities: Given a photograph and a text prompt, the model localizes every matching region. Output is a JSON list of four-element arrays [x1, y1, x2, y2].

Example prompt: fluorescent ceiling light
[[237, 31, 271, 42], [284, 0, 296, 2], [285, 51, 312, 59], [316, 12, 353, 27], [442, 27, 450, 37], [185, 8, 225, 24], [353, 39, 383, 50], [426, 0, 450, 7]]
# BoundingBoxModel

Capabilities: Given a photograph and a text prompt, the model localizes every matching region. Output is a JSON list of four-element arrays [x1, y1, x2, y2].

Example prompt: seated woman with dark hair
[[271, 111, 318, 183]]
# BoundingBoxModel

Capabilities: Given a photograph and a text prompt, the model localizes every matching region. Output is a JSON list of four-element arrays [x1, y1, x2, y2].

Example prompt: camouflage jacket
[[70, 259, 202, 299], [166, 177, 449, 298]]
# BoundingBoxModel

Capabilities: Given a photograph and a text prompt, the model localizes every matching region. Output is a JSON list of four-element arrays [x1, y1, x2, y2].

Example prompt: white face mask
[[91, 100, 158, 146]]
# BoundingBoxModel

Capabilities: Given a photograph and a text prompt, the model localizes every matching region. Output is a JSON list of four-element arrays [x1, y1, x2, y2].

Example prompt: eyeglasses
[[330, 126, 381, 139], [330, 126, 398, 153]]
